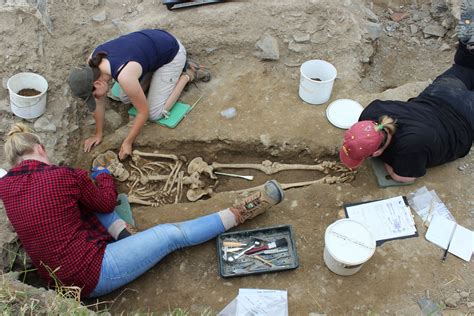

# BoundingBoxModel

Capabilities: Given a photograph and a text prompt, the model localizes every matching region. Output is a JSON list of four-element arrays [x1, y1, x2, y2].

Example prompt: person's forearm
[[93, 98, 106, 136], [124, 110, 147, 145], [384, 163, 416, 183]]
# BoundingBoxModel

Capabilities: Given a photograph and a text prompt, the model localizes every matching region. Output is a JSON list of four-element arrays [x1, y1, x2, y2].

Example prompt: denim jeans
[[88, 212, 225, 297]]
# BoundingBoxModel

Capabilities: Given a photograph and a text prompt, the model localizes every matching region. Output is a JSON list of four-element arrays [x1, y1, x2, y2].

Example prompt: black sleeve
[[389, 152, 427, 178]]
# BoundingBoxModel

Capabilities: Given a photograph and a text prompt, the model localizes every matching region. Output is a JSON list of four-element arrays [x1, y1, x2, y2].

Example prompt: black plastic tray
[[217, 224, 299, 278]]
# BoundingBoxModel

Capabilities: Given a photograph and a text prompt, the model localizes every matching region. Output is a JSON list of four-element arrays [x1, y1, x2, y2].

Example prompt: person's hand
[[119, 140, 133, 160], [91, 166, 110, 180], [84, 135, 103, 152]]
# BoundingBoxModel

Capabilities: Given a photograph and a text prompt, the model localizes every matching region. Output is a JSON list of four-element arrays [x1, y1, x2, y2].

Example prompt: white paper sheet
[[425, 214, 457, 249], [235, 289, 288, 316], [346, 196, 416, 242], [448, 225, 474, 262], [408, 186, 455, 223], [425, 214, 473, 262]]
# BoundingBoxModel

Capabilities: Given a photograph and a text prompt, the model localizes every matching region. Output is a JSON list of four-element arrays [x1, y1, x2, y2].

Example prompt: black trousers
[[419, 42, 474, 132]]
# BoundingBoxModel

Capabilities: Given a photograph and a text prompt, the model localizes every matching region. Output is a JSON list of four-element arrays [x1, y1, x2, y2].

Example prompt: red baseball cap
[[339, 120, 385, 169]]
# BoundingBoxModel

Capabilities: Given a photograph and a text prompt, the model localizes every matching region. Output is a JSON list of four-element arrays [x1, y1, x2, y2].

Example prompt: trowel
[[214, 171, 254, 181]]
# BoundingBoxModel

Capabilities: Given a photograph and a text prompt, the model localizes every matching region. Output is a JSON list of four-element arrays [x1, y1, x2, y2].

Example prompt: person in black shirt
[[339, 28, 474, 182]]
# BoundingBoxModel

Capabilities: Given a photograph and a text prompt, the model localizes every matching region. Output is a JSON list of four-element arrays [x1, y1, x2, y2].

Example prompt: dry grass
[[0, 273, 92, 315]]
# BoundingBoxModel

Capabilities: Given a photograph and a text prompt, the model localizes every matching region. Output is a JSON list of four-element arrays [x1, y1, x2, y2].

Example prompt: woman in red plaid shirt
[[0, 123, 285, 298]]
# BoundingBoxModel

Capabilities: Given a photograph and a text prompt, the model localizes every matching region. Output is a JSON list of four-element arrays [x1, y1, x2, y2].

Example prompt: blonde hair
[[4, 123, 41, 166], [376, 115, 397, 135]]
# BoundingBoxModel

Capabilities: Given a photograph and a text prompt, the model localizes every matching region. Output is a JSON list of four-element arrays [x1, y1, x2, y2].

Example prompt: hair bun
[[7, 123, 31, 137]]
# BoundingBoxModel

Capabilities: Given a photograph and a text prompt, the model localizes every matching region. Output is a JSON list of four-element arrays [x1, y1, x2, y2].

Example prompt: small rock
[[445, 292, 461, 308], [34, 116, 57, 132], [86, 117, 95, 126], [460, 291, 469, 298], [288, 41, 309, 53], [385, 21, 400, 32], [391, 12, 409, 22], [204, 47, 217, 54], [467, 302, 474, 308], [410, 24, 418, 35], [423, 25, 446, 38], [293, 32, 310, 43], [365, 22, 382, 40], [430, 0, 449, 16], [255, 34, 279, 60], [440, 43, 451, 51], [91, 10, 107, 23], [361, 6, 379, 23], [104, 109, 122, 130]]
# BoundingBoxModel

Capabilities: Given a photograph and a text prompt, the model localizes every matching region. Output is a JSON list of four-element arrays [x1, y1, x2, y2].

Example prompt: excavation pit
[[78, 142, 356, 207]]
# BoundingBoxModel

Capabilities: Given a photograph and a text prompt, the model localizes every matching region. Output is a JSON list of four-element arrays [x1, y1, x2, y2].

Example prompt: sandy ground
[[1, 0, 473, 314]]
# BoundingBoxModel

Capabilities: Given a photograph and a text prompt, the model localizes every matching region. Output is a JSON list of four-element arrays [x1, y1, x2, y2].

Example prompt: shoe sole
[[265, 180, 285, 204], [458, 0, 474, 43]]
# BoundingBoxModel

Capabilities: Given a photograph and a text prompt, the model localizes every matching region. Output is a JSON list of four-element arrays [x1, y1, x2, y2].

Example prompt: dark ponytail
[[88, 51, 108, 80]]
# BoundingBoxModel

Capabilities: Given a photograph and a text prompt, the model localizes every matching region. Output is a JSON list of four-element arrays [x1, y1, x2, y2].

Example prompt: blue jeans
[[88, 212, 225, 297]]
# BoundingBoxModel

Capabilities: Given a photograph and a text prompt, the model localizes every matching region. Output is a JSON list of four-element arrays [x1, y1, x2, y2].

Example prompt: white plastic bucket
[[7, 72, 48, 119], [323, 219, 376, 276], [299, 60, 337, 105]]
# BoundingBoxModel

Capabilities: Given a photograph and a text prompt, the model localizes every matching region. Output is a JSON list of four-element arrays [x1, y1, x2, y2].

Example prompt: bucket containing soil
[[7, 72, 48, 119], [299, 60, 337, 105], [323, 218, 376, 276]]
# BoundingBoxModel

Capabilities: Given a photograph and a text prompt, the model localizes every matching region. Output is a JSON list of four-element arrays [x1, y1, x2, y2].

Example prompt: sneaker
[[184, 59, 211, 82], [457, 0, 474, 49], [230, 180, 285, 223]]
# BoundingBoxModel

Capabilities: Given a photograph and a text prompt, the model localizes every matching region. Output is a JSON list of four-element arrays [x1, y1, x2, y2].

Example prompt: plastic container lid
[[326, 99, 363, 129], [325, 219, 376, 265]]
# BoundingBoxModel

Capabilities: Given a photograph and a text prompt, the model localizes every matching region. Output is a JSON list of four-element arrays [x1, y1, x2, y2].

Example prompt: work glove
[[91, 166, 110, 180]]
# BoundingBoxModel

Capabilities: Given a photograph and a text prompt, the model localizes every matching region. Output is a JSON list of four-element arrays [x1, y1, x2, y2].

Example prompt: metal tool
[[225, 247, 244, 253], [225, 241, 261, 263], [161, 0, 224, 11], [260, 248, 289, 255], [214, 171, 254, 181]]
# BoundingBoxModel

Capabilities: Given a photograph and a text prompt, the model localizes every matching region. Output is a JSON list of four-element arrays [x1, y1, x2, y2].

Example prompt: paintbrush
[[245, 238, 288, 255]]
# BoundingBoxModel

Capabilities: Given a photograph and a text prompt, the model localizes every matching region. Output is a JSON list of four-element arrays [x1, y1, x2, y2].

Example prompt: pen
[[441, 248, 449, 262]]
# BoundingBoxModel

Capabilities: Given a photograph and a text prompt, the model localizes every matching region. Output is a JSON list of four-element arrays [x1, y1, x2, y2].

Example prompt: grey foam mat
[[370, 158, 414, 188]]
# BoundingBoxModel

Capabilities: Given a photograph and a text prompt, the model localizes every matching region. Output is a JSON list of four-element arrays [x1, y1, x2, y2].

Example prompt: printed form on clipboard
[[344, 196, 417, 244]]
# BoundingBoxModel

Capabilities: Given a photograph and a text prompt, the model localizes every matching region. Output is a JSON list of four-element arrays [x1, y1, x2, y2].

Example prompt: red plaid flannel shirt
[[0, 160, 117, 297]]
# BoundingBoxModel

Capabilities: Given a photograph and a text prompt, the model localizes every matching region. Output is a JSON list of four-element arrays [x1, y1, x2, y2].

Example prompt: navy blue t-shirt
[[360, 98, 472, 177], [93, 29, 179, 80]]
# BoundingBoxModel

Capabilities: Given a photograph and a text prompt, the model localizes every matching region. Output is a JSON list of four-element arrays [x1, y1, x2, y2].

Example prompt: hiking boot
[[457, 0, 474, 50], [184, 59, 211, 82], [230, 180, 285, 223]]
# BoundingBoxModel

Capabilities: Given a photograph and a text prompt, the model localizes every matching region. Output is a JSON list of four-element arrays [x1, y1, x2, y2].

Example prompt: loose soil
[[17, 88, 41, 97], [0, 0, 473, 315]]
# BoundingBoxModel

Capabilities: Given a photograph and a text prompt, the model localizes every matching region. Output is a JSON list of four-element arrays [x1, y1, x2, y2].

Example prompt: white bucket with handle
[[299, 60, 337, 105], [323, 219, 376, 276], [7, 72, 48, 119]]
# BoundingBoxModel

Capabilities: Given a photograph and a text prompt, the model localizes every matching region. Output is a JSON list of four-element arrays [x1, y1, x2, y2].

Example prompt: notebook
[[425, 214, 473, 262]]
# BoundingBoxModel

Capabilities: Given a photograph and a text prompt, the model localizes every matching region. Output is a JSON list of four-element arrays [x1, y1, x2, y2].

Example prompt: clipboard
[[344, 196, 418, 246]]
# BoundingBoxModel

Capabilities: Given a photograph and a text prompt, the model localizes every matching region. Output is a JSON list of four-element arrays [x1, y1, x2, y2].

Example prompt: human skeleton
[[92, 150, 356, 206]]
